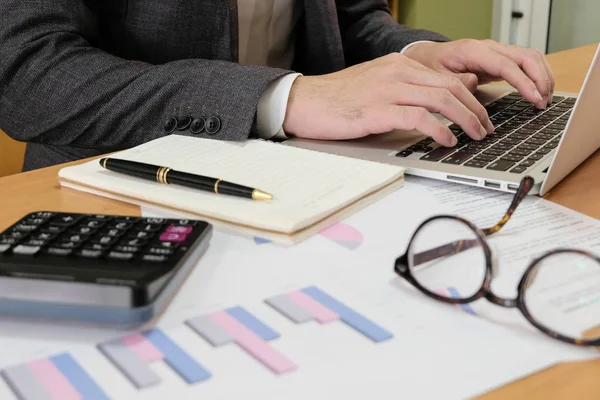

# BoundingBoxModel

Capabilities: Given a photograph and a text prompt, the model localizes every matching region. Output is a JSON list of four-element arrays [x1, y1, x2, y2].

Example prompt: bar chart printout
[[98, 329, 211, 389], [186, 306, 297, 374], [1, 353, 109, 400], [266, 286, 394, 342]]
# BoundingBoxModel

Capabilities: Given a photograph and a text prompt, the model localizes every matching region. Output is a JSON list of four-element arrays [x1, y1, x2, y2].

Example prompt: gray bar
[[186, 316, 234, 347], [2, 365, 53, 400], [98, 339, 161, 389], [265, 295, 315, 324]]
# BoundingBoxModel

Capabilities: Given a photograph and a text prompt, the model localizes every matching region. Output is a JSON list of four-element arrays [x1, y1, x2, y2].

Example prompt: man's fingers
[[393, 66, 492, 134], [455, 73, 479, 93], [391, 83, 488, 141], [387, 105, 457, 147], [484, 41, 554, 106], [463, 44, 544, 108]]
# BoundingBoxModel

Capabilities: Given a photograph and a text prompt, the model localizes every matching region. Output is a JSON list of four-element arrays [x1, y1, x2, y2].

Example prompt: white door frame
[[492, 0, 552, 53]]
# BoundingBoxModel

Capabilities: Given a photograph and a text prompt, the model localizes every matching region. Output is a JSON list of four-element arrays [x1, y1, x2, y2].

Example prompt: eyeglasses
[[394, 176, 600, 346]]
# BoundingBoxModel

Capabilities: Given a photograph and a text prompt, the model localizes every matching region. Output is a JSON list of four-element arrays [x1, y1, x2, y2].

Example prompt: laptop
[[284, 44, 600, 196]]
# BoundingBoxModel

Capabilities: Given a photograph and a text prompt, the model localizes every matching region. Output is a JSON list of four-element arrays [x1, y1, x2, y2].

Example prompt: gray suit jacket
[[0, 0, 448, 171]]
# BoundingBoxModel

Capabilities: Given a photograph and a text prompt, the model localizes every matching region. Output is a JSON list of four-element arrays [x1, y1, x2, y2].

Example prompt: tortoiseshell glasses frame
[[393, 176, 600, 347]]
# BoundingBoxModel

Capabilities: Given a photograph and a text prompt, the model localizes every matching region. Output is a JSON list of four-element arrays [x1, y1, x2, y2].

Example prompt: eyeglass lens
[[408, 217, 487, 300], [523, 251, 600, 342]]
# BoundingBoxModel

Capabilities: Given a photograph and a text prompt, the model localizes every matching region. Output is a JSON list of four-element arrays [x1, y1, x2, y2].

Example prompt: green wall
[[397, 0, 493, 40]]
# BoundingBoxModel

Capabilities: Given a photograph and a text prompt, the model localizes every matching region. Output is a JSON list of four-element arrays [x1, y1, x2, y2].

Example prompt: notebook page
[[59, 135, 404, 233]]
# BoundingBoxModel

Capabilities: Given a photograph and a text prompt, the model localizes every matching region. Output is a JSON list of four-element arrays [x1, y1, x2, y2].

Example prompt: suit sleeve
[[0, 0, 292, 151], [336, 0, 451, 66]]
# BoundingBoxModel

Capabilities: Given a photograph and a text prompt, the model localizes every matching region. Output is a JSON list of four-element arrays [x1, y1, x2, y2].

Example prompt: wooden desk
[[1, 44, 599, 399]]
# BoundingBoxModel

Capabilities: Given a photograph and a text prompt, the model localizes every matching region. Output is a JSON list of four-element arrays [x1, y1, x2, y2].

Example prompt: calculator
[[0, 212, 212, 325]]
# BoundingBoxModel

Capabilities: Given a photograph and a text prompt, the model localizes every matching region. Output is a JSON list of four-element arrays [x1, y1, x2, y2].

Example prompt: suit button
[[163, 117, 177, 133], [205, 116, 221, 135], [190, 118, 206, 134], [177, 115, 192, 130]]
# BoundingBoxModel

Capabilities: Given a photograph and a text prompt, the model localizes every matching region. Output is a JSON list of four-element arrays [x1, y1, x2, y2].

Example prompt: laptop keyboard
[[395, 92, 575, 174]]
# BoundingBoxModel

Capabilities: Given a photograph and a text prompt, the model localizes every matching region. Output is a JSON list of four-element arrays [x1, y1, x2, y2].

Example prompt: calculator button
[[89, 215, 113, 221], [100, 228, 124, 238], [77, 249, 103, 259], [148, 247, 174, 256], [14, 224, 38, 232], [120, 238, 147, 247], [41, 226, 65, 234], [107, 222, 132, 230], [142, 254, 168, 263], [114, 245, 140, 253], [114, 217, 137, 223], [24, 218, 46, 226], [49, 214, 82, 226], [0, 237, 18, 245], [125, 231, 153, 240], [0, 244, 11, 254], [67, 234, 89, 244], [108, 251, 134, 261], [56, 241, 80, 249], [70, 226, 96, 235], [13, 245, 41, 255], [84, 243, 110, 251], [155, 241, 179, 249], [33, 212, 55, 218], [32, 232, 56, 241], [165, 225, 193, 235], [81, 219, 106, 229], [92, 236, 117, 246], [176, 219, 198, 226], [46, 247, 73, 256], [6, 231, 27, 240], [22, 239, 48, 247], [142, 218, 165, 224], [138, 224, 162, 232], [159, 232, 187, 242]]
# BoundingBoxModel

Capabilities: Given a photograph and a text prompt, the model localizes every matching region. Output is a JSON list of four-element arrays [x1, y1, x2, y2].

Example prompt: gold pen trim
[[156, 166, 162, 183], [214, 179, 222, 194], [102, 158, 108, 169], [252, 189, 273, 201], [163, 168, 171, 184]]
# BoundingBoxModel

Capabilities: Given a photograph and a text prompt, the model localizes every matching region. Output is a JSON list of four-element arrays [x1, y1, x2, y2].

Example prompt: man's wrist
[[256, 73, 302, 140]]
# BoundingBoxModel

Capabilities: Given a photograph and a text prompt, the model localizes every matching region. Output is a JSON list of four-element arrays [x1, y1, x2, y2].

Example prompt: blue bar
[[143, 329, 211, 384], [226, 306, 280, 341], [302, 286, 393, 342], [50, 353, 110, 400], [447, 287, 477, 315]]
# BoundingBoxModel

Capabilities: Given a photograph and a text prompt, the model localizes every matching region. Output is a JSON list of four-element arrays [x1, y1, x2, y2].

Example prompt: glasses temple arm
[[411, 177, 534, 267]]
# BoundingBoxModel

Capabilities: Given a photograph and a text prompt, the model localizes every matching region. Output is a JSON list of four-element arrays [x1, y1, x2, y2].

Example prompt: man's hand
[[403, 39, 555, 109], [283, 53, 494, 147]]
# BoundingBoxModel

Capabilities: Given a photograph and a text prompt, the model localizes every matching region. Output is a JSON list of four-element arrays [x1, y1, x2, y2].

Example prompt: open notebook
[[59, 135, 404, 244]]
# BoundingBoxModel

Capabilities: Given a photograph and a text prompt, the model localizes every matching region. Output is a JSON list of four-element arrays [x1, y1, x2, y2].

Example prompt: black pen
[[99, 157, 273, 201]]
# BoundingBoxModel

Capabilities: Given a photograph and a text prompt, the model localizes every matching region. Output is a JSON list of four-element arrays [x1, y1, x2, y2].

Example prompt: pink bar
[[121, 332, 164, 363], [159, 232, 188, 242], [286, 290, 340, 324], [28, 359, 82, 400], [208, 311, 296, 374], [166, 225, 193, 234]]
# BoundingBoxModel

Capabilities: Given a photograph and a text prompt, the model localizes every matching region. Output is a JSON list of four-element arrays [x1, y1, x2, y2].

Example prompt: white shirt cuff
[[400, 40, 433, 54], [257, 73, 302, 140]]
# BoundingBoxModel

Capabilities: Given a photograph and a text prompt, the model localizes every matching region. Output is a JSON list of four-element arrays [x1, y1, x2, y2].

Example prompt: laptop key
[[537, 147, 552, 155], [487, 160, 516, 171], [500, 154, 525, 162], [520, 159, 536, 167], [510, 148, 530, 156], [395, 150, 413, 158], [528, 153, 545, 161], [420, 147, 456, 162], [441, 152, 473, 165], [510, 166, 528, 174], [526, 138, 546, 146], [464, 160, 489, 169], [473, 154, 497, 162], [484, 149, 505, 157]]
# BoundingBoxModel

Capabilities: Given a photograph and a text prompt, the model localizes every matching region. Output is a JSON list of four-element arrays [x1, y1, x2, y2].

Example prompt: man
[[0, 1, 554, 171]]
